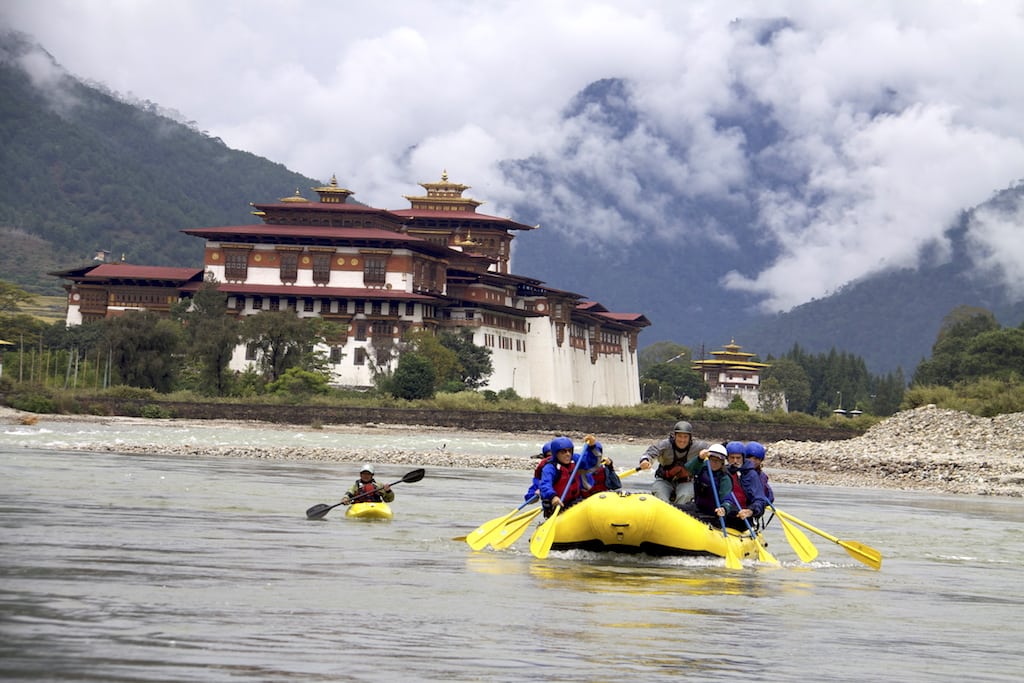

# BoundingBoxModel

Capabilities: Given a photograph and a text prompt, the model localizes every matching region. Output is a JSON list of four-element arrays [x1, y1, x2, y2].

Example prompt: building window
[[245, 343, 258, 361], [269, 297, 280, 311], [355, 300, 365, 314], [303, 298, 314, 312], [355, 322, 367, 341], [405, 302, 415, 316], [279, 251, 298, 283], [363, 256, 387, 286], [370, 321, 391, 338], [312, 252, 331, 284], [371, 301, 382, 316], [225, 250, 249, 281], [354, 348, 366, 365], [329, 346, 343, 363], [252, 296, 263, 311]]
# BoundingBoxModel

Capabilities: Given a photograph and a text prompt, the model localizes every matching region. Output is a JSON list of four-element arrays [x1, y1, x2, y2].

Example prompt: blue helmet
[[550, 436, 575, 454], [541, 441, 553, 455], [744, 441, 766, 460], [726, 441, 746, 456]]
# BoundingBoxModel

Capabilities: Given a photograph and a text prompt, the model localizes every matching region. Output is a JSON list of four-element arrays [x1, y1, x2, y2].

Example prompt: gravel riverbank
[[4, 404, 1022, 498]]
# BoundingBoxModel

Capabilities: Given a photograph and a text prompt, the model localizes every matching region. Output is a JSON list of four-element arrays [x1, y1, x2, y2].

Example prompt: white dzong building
[[54, 173, 649, 407]]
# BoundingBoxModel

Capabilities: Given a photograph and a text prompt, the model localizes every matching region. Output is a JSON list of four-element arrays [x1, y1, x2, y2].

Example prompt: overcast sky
[[3, 0, 1024, 311]]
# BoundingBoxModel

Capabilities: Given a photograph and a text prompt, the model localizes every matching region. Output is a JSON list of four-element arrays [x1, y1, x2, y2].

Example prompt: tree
[[102, 311, 182, 392], [173, 277, 240, 396], [761, 357, 811, 412], [757, 376, 786, 413], [240, 311, 332, 383], [402, 329, 460, 390], [641, 360, 705, 402], [439, 329, 493, 390], [0, 279, 35, 316], [914, 307, 1003, 386], [390, 353, 436, 400], [638, 341, 691, 375]]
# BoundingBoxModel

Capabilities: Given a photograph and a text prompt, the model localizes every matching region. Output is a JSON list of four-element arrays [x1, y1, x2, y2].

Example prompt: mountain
[[503, 79, 1024, 375], [0, 31, 319, 293], [3, 33, 1022, 376]]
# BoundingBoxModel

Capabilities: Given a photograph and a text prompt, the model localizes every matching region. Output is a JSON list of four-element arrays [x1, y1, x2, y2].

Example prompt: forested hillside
[[0, 32, 319, 294]]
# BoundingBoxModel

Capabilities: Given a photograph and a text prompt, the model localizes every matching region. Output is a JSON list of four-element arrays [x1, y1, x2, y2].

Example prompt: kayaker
[[538, 436, 600, 517], [678, 443, 736, 522], [744, 441, 774, 503], [341, 463, 395, 505], [637, 420, 711, 505], [724, 441, 769, 531]]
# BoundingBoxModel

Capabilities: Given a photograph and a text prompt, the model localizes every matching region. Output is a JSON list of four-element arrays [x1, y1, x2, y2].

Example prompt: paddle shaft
[[707, 459, 742, 569]]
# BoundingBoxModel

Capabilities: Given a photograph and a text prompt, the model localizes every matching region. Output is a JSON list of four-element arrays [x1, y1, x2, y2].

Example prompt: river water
[[2, 419, 1022, 682]]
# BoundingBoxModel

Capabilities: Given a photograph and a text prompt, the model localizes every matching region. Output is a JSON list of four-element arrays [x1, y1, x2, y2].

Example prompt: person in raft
[[723, 441, 770, 532], [637, 420, 711, 505], [537, 436, 601, 517], [341, 463, 395, 505], [677, 443, 736, 523]]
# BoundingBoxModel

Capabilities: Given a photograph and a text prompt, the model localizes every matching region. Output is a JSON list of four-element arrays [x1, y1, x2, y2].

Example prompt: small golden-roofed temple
[[693, 340, 772, 410]]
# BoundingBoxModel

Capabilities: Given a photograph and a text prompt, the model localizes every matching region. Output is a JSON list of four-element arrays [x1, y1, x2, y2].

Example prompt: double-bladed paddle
[[773, 508, 881, 570], [305, 468, 426, 520]]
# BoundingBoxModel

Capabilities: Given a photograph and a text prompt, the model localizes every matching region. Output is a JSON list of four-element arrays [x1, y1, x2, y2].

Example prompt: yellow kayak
[[345, 501, 394, 520], [548, 490, 762, 559]]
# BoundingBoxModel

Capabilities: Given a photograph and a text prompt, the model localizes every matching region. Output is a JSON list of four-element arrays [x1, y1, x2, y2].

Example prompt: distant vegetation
[[2, 279, 1021, 420]]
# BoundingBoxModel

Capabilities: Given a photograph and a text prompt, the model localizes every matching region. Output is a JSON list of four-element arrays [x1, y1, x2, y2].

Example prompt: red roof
[[391, 208, 536, 230], [66, 264, 205, 282]]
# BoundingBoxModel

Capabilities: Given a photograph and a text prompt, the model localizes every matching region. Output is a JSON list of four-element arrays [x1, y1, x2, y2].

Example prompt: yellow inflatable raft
[[548, 490, 762, 559]]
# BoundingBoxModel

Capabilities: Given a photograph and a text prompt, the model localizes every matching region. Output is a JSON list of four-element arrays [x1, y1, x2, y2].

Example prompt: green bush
[[9, 392, 56, 414], [140, 403, 173, 419]]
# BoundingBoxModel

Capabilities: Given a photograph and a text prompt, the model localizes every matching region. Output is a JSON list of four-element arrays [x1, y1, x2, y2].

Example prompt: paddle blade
[[466, 508, 518, 550], [779, 517, 819, 563], [840, 540, 883, 570], [529, 507, 561, 559], [754, 536, 779, 564], [400, 468, 426, 484], [724, 536, 743, 570], [490, 508, 543, 549], [305, 503, 333, 520]]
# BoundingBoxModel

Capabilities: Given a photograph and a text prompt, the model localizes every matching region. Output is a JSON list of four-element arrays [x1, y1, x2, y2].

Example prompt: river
[[1, 419, 1022, 682]]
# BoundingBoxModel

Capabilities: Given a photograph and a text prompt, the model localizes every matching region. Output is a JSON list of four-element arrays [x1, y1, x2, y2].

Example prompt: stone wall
[[80, 398, 859, 443]]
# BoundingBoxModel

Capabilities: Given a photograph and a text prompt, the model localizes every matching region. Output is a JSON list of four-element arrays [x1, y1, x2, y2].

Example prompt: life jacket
[[729, 471, 748, 508], [533, 456, 553, 480], [693, 467, 730, 515], [548, 460, 583, 503], [355, 480, 384, 502]]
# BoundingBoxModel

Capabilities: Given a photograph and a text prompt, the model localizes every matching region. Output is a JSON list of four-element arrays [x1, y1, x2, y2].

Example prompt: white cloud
[[3, 0, 1023, 310], [966, 192, 1024, 300]]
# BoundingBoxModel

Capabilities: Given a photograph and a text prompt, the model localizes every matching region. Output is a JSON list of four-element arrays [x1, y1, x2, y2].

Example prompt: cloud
[[966, 190, 1024, 301], [3, 0, 1024, 310]]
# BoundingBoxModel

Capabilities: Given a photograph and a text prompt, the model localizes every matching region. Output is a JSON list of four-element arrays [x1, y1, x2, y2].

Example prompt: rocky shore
[[3, 404, 1022, 498]]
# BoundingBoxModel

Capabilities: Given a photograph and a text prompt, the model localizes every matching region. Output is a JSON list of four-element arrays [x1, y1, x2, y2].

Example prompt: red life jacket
[[729, 472, 747, 508], [355, 481, 384, 502], [533, 456, 553, 480], [551, 461, 583, 502]]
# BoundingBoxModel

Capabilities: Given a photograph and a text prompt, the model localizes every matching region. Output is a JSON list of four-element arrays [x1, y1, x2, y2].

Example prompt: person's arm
[[638, 441, 662, 469], [538, 463, 558, 502], [380, 485, 395, 503], [341, 483, 358, 504], [717, 475, 738, 515]]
